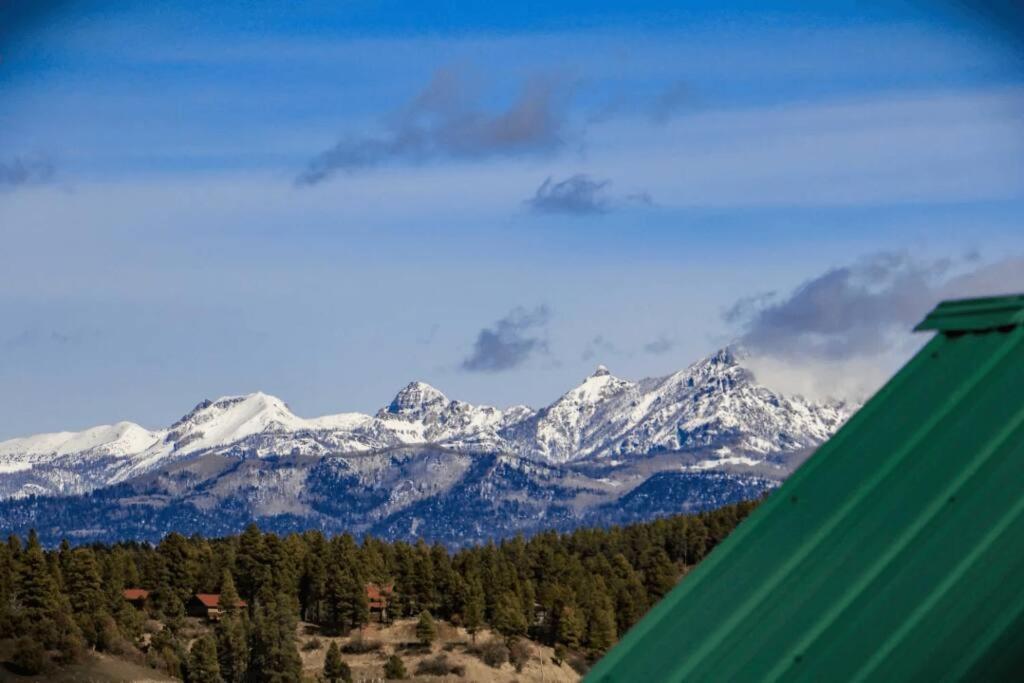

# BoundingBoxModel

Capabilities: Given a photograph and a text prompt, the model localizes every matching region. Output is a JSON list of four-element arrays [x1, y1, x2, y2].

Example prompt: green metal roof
[[587, 294, 1024, 683], [915, 294, 1024, 333]]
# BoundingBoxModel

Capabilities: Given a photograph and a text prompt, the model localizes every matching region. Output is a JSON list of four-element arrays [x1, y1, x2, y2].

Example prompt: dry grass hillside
[[0, 641, 176, 682], [297, 619, 584, 682], [1, 618, 588, 682]]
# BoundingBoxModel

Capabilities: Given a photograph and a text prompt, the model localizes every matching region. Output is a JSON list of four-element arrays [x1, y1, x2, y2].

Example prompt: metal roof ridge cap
[[915, 293, 1024, 333]]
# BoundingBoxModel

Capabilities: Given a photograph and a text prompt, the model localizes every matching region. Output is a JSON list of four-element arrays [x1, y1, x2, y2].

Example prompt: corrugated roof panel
[[586, 294, 1024, 682]]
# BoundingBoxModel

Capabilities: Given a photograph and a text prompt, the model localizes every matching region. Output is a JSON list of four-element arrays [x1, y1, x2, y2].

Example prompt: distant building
[[366, 582, 393, 622], [187, 593, 247, 621], [122, 588, 149, 609]]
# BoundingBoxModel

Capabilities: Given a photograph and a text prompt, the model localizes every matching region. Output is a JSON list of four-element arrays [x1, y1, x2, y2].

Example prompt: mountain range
[[0, 348, 854, 545]]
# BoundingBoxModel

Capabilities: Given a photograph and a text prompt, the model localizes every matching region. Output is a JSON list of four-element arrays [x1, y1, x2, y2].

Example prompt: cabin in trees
[[366, 582, 393, 622], [122, 588, 149, 609], [187, 593, 247, 621]]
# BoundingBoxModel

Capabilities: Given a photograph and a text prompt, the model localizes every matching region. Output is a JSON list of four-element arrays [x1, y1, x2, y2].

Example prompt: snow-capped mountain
[[502, 349, 848, 465], [0, 347, 857, 545], [0, 347, 851, 501]]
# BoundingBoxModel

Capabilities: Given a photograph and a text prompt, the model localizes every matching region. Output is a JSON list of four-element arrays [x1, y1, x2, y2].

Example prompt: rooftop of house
[[193, 593, 247, 609]]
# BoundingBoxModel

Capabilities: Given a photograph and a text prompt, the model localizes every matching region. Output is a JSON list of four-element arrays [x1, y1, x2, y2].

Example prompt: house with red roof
[[187, 593, 247, 621], [366, 582, 393, 622], [122, 588, 149, 609]]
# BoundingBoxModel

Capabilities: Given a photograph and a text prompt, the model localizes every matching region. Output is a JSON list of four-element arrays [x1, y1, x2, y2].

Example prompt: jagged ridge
[[0, 347, 853, 501]]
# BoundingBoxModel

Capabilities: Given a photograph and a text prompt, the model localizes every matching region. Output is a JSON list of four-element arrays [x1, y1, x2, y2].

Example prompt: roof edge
[[915, 294, 1024, 333]]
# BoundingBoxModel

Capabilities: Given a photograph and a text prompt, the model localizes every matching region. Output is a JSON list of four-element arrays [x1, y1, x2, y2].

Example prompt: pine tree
[[157, 532, 200, 605], [323, 641, 351, 682], [463, 579, 485, 643], [187, 634, 221, 683], [215, 609, 248, 683], [247, 592, 301, 683], [298, 538, 326, 623], [16, 540, 66, 648], [640, 547, 677, 600], [384, 653, 407, 679], [492, 591, 527, 641], [57, 539, 73, 587], [585, 584, 617, 654], [324, 561, 367, 635], [415, 610, 436, 646], [219, 569, 242, 617], [0, 540, 16, 637], [556, 604, 585, 650], [64, 548, 107, 647], [235, 524, 270, 602], [412, 540, 436, 613]]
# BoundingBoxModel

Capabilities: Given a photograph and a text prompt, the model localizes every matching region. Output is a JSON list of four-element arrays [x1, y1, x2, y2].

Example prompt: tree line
[[0, 499, 757, 679]]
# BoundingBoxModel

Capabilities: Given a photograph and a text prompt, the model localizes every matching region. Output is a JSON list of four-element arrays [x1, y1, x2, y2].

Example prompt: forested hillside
[[0, 500, 756, 680]]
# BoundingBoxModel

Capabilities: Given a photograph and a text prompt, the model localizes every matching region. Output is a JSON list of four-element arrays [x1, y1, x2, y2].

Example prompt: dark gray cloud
[[0, 156, 54, 187], [462, 306, 550, 373], [527, 174, 612, 215], [726, 252, 1024, 361], [298, 68, 572, 185], [643, 336, 677, 355]]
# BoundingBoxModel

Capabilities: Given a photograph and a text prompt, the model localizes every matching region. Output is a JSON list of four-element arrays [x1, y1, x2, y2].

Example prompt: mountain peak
[[382, 381, 449, 418], [590, 364, 612, 378], [707, 346, 738, 365], [165, 391, 300, 453]]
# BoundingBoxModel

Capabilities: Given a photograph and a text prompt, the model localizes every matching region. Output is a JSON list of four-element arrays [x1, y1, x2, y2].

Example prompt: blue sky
[[1, 1, 1023, 438]]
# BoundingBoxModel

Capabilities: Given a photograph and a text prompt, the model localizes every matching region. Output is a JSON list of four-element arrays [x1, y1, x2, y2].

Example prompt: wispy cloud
[[298, 68, 573, 185], [3, 328, 81, 352], [0, 156, 54, 187], [643, 335, 676, 355], [649, 80, 698, 123], [581, 334, 621, 361], [527, 174, 612, 215], [461, 305, 550, 372], [725, 252, 1024, 400]]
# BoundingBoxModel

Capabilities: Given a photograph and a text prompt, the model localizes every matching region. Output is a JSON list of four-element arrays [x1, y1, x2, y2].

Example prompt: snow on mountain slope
[[0, 348, 855, 500], [376, 381, 533, 449], [0, 421, 162, 459], [500, 349, 849, 465], [165, 393, 306, 452], [610, 348, 850, 461], [0, 421, 166, 498], [502, 365, 640, 463]]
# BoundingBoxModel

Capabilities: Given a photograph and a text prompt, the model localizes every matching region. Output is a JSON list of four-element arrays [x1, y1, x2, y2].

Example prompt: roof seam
[[852, 478, 1024, 682], [811, 398, 1024, 680]]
